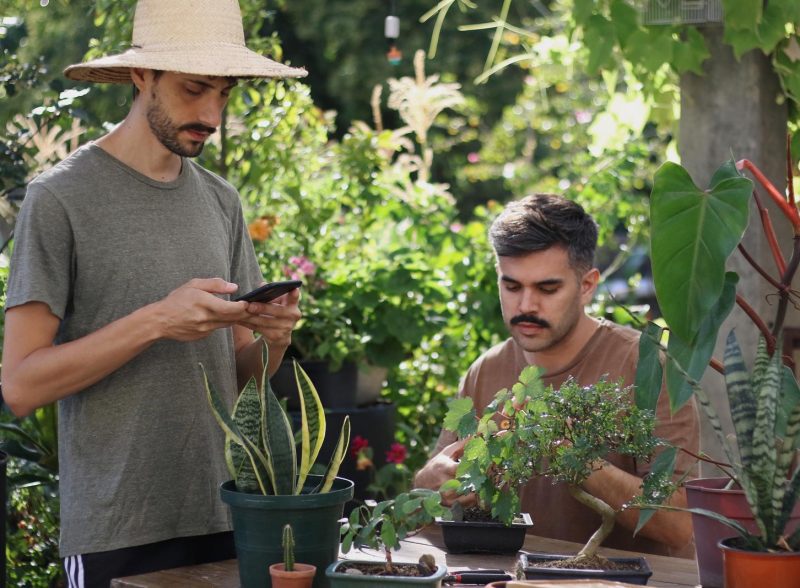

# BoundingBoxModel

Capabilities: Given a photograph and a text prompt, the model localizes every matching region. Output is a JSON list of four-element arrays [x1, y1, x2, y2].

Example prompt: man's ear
[[580, 267, 600, 304], [130, 68, 148, 95]]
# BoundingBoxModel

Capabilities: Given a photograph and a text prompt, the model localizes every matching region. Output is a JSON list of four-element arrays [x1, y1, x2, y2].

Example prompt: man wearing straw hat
[[2, 1, 307, 585]]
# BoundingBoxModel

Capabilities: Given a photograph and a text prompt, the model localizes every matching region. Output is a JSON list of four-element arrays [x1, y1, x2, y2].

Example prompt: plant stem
[[738, 159, 800, 233], [751, 189, 787, 275], [772, 236, 800, 342], [568, 485, 615, 559], [735, 294, 775, 353], [738, 243, 783, 290]]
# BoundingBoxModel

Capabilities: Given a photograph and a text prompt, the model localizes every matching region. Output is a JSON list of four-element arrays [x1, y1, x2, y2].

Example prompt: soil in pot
[[326, 559, 447, 587], [436, 508, 533, 554], [519, 551, 652, 585]]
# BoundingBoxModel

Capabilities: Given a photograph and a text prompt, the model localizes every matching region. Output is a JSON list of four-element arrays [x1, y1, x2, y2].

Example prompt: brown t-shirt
[[431, 319, 699, 558]]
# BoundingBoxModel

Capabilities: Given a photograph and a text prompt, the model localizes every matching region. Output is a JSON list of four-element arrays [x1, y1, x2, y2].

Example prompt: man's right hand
[[154, 278, 251, 341], [413, 439, 477, 507]]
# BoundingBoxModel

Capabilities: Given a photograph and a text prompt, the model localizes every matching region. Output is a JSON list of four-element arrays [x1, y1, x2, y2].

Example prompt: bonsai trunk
[[568, 485, 616, 559]]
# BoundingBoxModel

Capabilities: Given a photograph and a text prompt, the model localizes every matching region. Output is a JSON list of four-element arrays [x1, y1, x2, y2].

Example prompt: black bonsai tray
[[518, 550, 653, 585], [435, 512, 533, 554]]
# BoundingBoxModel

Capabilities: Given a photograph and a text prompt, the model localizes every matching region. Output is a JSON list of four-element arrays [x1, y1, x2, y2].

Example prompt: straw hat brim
[[64, 43, 307, 84]]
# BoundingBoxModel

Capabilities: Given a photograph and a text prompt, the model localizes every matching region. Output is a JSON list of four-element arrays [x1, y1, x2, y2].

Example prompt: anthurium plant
[[202, 342, 351, 495], [635, 148, 800, 552], [441, 366, 659, 562]]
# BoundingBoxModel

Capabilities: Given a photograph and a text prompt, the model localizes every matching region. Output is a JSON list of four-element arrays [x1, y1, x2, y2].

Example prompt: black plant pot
[[436, 513, 533, 554], [518, 550, 653, 585], [271, 359, 358, 410]]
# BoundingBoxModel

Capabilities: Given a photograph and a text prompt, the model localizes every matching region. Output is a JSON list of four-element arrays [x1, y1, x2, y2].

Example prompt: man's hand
[[413, 439, 477, 507], [237, 285, 302, 348], [156, 278, 250, 341]]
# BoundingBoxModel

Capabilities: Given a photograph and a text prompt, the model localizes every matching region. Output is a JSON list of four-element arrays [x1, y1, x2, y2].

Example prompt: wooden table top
[[111, 526, 700, 587]]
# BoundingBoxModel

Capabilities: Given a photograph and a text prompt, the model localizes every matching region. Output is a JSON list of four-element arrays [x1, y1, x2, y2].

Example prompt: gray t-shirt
[[6, 143, 262, 556]]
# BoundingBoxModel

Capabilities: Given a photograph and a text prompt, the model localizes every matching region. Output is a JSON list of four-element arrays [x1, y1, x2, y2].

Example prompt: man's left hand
[[237, 286, 302, 348]]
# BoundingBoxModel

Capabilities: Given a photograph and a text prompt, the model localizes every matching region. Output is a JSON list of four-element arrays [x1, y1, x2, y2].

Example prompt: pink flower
[[574, 110, 592, 124], [385, 443, 407, 465], [467, 152, 480, 164], [449, 222, 463, 233], [286, 255, 316, 279]]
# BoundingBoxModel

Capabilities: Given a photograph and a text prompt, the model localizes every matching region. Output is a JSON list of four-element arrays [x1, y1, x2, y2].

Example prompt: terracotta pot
[[686, 478, 800, 588], [719, 536, 800, 588], [270, 563, 317, 588]]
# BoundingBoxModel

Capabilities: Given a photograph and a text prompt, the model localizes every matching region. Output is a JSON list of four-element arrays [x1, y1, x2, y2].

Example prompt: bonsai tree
[[635, 149, 800, 553], [339, 487, 449, 575], [441, 366, 660, 566], [202, 341, 351, 495]]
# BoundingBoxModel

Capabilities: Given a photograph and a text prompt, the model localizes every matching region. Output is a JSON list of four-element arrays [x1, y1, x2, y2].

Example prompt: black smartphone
[[233, 279, 302, 303]]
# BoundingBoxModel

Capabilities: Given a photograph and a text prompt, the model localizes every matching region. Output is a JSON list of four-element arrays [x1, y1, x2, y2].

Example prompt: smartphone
[[234, 279, 302, 303]]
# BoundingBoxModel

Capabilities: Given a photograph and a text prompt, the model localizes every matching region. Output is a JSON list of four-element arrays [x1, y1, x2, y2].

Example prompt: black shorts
[[63, 531, 236, 588]]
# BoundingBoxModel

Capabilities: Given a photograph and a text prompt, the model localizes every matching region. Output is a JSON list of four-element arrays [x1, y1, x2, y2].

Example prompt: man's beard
[[146, 92, 214, 158]]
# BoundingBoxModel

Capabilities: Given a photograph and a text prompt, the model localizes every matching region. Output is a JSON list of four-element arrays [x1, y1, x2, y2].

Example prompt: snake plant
[[202, 342, 350, 495]]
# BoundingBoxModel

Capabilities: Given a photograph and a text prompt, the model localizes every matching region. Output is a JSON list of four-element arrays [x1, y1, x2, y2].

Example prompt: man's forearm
[[2, 303, 162, 417], [583, 462, 693, 549], [233, 329, 287, 391]]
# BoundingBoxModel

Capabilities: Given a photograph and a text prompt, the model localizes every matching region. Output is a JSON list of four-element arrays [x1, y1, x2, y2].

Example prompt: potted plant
[[441, 367, 659, 583], [269, 524, 317, 588], [635, 153, 800, 588], [328, 488, 450, 586], [202, 343, 354, 588]]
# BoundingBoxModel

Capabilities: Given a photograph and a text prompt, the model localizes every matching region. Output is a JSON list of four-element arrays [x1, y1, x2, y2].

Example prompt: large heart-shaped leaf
[[650, 161, 751, 343]]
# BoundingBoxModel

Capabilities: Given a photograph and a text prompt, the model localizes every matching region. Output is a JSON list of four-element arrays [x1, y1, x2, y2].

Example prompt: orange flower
[[500, 419, 511, 430], [248, 215, 278, 242], [356, 455, 374, 471]]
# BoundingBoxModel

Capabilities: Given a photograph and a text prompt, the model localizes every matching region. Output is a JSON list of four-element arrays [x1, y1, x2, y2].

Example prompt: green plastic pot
[[325, 560, 447, 587], [221, 476, 354, 588]]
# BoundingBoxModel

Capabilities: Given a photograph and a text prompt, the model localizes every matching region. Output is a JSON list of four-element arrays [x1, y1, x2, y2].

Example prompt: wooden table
[[111, 526, 700, 587]]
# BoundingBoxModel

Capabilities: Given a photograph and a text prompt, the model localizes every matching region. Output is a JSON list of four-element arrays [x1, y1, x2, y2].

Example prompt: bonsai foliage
[[202, 342, 351, 495], [339, 488, 449, 573], [282, 524, 295, 572], [636, 149, 800, 552], [442, 366, 659, 560]]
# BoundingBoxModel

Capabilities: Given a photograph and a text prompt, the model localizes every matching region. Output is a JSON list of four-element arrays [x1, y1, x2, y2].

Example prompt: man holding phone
[[413, 194, 699, 558], [2, 1, 304, 585]]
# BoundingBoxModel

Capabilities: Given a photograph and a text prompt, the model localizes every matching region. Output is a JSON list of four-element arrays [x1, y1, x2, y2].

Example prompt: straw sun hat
[[64, 0, 307, 83]]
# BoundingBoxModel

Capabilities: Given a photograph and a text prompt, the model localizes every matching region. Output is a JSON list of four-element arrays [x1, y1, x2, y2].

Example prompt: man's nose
[[518, 288, 539, 314], [197, 95, 226, 129]]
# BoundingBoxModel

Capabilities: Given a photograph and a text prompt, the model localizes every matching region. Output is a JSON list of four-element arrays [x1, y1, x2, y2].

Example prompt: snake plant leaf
[[665, 272, 738, 412], [635, 322, 664, 413], [225, 376, 263, 493], [317, 416, 351, 494], [201, 364, 271, 494], [723, 331, 757, 474], [263, 380, 297, 495], [773, 401, 800, 535], [650, 160, 751, 343], [294, 360, 326, 493]]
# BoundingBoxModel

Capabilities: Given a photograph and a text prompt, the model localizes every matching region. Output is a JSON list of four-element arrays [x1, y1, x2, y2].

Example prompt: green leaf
[[263, 382, 297, 495], [583, 14, 616, 73], [624, 28, 673, 73], [443, 397, 477, 437], [572, 0, 594, 24], [722, 0, 762, 30], [672, 27, 710, 75], [380, 518, 398, 550], [635, 322, 664, 413], [294, 360, 326, 492], [650, 161, 751, 343], [636, 446, 678, 534], [665, 272, 738, 412], [723, 331, 757, 471], [225, 377, 262, 493], [318, 416, 351, 494], [610, 0, 639, 48]]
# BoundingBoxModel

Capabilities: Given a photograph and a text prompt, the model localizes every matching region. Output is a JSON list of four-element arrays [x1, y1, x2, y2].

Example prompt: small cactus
[[282, 524, 295, 572]]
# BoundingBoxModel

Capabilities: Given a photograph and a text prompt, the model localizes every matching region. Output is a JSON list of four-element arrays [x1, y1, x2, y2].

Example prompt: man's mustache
[[180, 123, 217, 135], [510, 314, 550, 328]]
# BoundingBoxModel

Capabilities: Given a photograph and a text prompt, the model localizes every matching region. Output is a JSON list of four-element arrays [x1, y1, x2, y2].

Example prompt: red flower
[[350, 435, 370, 459], [385, 442, 407, 465]]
